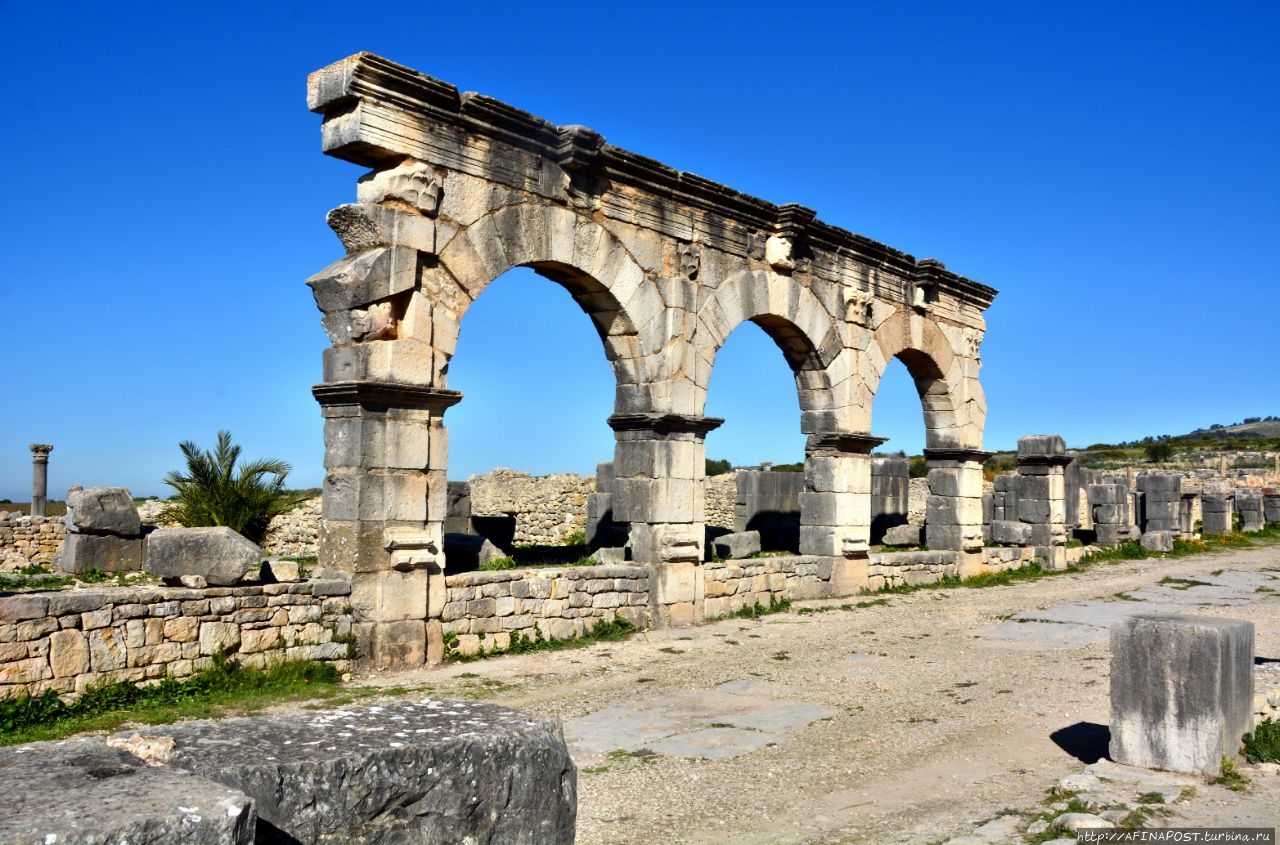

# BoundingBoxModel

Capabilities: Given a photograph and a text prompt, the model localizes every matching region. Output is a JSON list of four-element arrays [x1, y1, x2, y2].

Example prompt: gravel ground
[[350, 545, 1280, 844]]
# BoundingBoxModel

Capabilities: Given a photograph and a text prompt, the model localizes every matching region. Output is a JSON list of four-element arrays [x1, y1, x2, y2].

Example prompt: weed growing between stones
[[0, 651, 341, 746], [718, 594, 792, 621], [442, 615, 637, 662], [1208, 756, 1251, 792], [1242, 719, 1280, 763]]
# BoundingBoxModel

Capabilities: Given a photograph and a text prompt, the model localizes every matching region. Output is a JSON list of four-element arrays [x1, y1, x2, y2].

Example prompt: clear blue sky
[[2, 1, 1276, 501]]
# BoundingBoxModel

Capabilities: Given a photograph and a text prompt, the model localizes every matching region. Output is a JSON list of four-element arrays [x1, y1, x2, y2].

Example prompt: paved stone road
[[355, 546, 1280, 844]]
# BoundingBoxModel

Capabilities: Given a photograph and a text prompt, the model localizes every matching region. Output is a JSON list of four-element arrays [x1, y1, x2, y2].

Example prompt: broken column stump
[[1110, 614, 1254, 774]]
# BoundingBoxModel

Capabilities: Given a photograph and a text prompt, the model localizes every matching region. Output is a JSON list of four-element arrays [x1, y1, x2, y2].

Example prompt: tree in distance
[[1145, 441, 1175, 463], [160, 431, 308, 543]]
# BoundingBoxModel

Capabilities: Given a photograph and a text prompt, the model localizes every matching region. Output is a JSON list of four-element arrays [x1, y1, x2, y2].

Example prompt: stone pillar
[[1110, 614, 1254, 774], [1088, 483, 1129, 547], [1202, 492, 1233, 536], [609, 413, 721, 627], [1236, 491, 1264, 533], [313, 381, 461, 669], [29, 444, 52, 517], [924, 447, 990, 574], [1264, 492, 1280, 526], [800, 433, 883, 557], [1136, 473, 1181, 535], [1014, 435, 1071, 569]]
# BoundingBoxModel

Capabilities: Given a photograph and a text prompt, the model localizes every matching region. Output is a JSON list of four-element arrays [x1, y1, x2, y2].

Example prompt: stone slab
[[0, 738, 254, 845], [146, 527, 264, 586], [55, 532, 146, 574], [130, 699, 576, 845], [67, 486, 142, 536]]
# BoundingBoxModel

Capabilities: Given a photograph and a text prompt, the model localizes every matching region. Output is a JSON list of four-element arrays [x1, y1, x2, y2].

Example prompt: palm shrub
[[160, 431, 307, 543]]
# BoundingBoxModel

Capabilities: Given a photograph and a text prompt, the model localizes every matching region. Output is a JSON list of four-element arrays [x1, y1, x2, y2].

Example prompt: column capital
[[607, 413, 724, 437], [806, 431, 887, 455], [312, 381, 462, 412], [29, 444, 53, 461], [923, 447, 992, 463]]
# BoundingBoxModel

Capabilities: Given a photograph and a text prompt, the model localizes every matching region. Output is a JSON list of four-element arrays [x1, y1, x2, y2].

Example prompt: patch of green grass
[[865, 562, 1075, 597], [717, 594, 791, 620], [1135, 791, 1165, 804], [477, 556, 521, 571], [1158, 576, 1213, 590], [1079, 541, 1148, 564], [1208, 756, 1251, 792], [606, 747, 659, 764], [442, 615, 637, 662], [0, 652, 342, 746], [1242, 719, 1280, 763]]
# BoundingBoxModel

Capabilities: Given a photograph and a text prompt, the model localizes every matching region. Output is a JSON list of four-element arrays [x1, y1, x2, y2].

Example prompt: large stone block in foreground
[[136, 699, 576, 844], [146, 526, 264, 586], [0, 738, 255, 845], [1110, 614, 1254, 774]]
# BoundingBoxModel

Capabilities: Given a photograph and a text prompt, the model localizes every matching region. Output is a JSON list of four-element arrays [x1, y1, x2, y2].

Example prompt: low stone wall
[[0, 512, 65, 567], [261, 497, 322, 557], [468, 469, 594, 545], [441, 565, 650, 655], [0, 579, 354, 700], [703, 555, 840, 617], [705, 471, 738, 530]]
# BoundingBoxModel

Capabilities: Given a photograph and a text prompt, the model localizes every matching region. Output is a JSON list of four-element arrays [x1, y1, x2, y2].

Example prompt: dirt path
[[351, 546, 1280, 844]]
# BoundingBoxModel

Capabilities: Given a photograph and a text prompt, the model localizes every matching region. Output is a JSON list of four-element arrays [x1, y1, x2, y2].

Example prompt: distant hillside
[[1178, 418, 1280, 439]]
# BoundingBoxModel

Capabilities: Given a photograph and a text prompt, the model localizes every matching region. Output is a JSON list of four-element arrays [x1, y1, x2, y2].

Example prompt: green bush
[[1242, 719, 1280, 763], [705, 458, 732, 477], [159, 431, 308, 544]]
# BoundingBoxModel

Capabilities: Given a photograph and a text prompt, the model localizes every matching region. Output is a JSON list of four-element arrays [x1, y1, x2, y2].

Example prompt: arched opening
[[867, 357, 931, 546], [704, 318, 815, 552], [444, 265, 618, 566]]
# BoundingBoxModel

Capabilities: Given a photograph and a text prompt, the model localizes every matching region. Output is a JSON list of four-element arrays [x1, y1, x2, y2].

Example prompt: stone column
[[800, 433, 883, 594], [924, 447, 990, 573], [609, 413, 722, 627], [1013, 435, 1072, 569], [313, 381, 461, 669], [29, 444, 52, 517]]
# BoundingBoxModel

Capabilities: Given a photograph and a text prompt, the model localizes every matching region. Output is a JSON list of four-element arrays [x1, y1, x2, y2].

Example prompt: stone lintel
[[313, 380, 463, 413], [923, 448, 992, 464], [308, 53, 997, 314], [607, 413, 724, 437], [1015, 454, 1075, 469], [808, 432, 888, 455]]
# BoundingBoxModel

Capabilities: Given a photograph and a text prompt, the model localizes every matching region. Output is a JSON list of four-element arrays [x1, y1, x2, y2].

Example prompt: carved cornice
[[312, 381, 463, 412], [923, 448, 994, 463], [807, 432, 889, 455], [607, 413, 725, 436], [309, 53, 998, 314]]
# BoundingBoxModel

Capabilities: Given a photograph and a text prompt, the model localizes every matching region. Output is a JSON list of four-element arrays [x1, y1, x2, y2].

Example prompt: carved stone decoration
[[363, 163, 443, 217], [680, 245, 700, 280], [747, 231, 766, 261], [964, 328, 983, 358], [765, 235, 795, 273], [843, 288, 871, 325], [912, 282, 931, 311], [350, 301, 397, 341]]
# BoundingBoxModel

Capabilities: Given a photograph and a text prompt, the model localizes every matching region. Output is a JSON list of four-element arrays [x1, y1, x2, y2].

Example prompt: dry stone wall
[[0, 513, 65, 568], [261, 497, 323, 557], [441, 565, 650, 656], [468, 469, 594, 545], [0, 579, 353, 700]]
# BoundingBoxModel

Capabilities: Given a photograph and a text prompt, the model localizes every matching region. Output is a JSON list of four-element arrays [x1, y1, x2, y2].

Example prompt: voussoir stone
[[0, 738, 255, 845], [68, 486, 142, 536], [129, 698, 576, 844], [146, 527, 264, 586]]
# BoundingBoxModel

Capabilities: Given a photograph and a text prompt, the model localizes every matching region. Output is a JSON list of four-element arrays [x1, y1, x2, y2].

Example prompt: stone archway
[[305, 53, 998, 667]]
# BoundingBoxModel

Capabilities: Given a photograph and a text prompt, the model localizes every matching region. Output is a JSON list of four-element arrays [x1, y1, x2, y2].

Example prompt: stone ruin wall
[[0, 579, 354, 700], [0, 513, 64, 568]]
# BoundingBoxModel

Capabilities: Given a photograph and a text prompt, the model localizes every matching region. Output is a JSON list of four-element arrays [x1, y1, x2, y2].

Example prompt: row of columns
[[313, 379, 991, 665]]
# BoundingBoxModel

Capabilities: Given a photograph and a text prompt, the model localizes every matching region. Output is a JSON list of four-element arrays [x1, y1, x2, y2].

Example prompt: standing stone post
[[313, 382, 461, 668], [1201, 492, 1233, 536], [1264, 492, 1280, 526], [1110, 614, 1254, 774], [29, 444, 52, 517], [924, 447, 990, 574], [800, 433, 882, 589], [1014, 435, 1071, 569], [1236, 491, 1264, 533], [609, 413, 721, 627]]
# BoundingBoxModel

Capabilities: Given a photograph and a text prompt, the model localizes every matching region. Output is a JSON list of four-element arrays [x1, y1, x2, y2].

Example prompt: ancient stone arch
[[305, 54, 997, 666]]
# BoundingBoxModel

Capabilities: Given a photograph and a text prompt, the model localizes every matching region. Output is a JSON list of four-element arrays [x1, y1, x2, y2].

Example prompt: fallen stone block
[[67, 486, 142, 536], [881, 523, 923, 547], [0, 738, 255, 845], [130, 699, 576, 844], [590, 546, 627, 565], [55, 532, 146, 574], [1140, 531, 1174, 552], [1110, 614, 1254, 774], [713, 530, 761, 559], [444, 532, 507, 570], [146, 527, 264, 586]]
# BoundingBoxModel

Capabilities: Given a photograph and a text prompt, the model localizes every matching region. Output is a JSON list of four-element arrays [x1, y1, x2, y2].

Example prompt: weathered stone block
[[881, 523, 923, 547], [0, 739, 254, 845], [1110, 614, 1254, 774], [1136, 473, 1181, 494], [990, 520, 1032, 545], [712, 530, 761, 560], [139, 699, 576, 844], [67, 486, 142, 536], [1140, 531, 1174, 552], [146, 527, 264, 586], [56, 532, 146, 575], [1016, 434, 1066, 458]]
